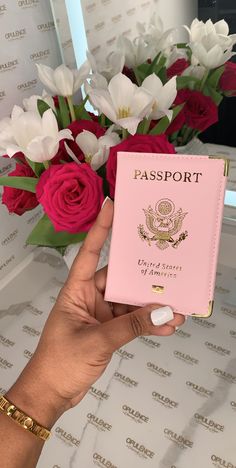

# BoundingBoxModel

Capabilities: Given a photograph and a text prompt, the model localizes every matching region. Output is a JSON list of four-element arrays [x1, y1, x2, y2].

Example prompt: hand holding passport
[[105, 152, 227, 317]]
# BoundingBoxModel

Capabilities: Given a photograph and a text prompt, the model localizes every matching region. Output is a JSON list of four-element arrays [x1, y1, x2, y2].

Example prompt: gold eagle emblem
[[138, 198, 188, 250]]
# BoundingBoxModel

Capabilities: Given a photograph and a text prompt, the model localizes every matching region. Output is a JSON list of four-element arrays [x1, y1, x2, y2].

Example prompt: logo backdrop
[[0, 0, 62, 119], [0, 0, 63, 283]]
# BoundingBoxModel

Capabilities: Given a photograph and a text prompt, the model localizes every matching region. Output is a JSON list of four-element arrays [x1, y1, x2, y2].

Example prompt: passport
[[105, 152, 228, 316]]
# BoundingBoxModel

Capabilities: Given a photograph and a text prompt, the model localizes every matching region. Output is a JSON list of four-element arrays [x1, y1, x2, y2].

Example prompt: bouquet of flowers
[[0, 15, 236, 253]]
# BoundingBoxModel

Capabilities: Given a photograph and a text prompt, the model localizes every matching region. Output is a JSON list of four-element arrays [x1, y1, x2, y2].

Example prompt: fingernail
[[151, 306, 174, 326], [101, 196, 111, 210], [175, 327, 179, 331]]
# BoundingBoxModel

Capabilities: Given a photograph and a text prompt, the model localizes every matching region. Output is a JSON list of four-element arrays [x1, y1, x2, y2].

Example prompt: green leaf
[[37, 99, 62, 128], [37, 99, 51, 117], [177, 75, 200, 90], [0, 176, 38, 193], [149, 52, 161, 74], [74, 104, 92, 121], [137, 119, 148, 134], [58, 96, 71, 128], [149, 104, 183, 135], [152, 55, 167, 76], [176, 43, 189, 49], [97, 163, 110, 198], [26, 214, 87, 247], [208, 66, 225, 89], [204, 85, 223, 106], [26, 158, 44, 177], [158, 67, 167, 84]]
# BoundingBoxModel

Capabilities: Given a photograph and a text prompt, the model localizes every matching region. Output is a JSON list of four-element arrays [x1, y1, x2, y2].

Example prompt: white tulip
[[85, 73, 108, 99], [23, 90, 56, 113], [76, 130, 120, 171], [185, 18, 236, 69], [182, 64, 206, 80], [87, 50, 125, 81], [186, 18, 236, 49], [0, 106, 73, 163], [87, 73, 154, 135], [117, 35, 155, 68], [191, 42, 234, 69], [84, 73, 108, 115], [138, 13, 176, 55], [36, 62, 90, 97], [165, 46, 189, 68], [142, 74, 177, 121]]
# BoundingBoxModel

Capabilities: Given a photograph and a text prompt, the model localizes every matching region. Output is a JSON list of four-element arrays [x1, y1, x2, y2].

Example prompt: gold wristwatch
[[0, 394, 51, 441]]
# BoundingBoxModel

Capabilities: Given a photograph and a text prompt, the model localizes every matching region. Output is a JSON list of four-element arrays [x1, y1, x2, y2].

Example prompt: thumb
[[99, 304, 174, 354]]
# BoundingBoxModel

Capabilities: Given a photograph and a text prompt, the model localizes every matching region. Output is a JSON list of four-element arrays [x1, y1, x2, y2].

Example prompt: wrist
[[6, 357, 68, 430]]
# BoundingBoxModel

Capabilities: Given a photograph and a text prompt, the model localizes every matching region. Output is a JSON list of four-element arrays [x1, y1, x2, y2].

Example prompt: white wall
[[154, 0, 198, 30]]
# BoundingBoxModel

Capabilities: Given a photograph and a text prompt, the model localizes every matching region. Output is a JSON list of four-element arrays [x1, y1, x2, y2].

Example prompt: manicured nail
[[101, 196, 111, 210], [151, 306, 174, 326]]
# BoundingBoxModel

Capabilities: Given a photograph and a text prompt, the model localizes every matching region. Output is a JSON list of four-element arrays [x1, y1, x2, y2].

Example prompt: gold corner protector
[[192, 300, 214, 319], [224, 159, 230, 177], [209, 155, 230, 177]]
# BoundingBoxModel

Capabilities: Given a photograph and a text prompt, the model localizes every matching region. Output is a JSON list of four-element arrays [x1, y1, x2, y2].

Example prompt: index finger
[[68, 198, 114, 282]]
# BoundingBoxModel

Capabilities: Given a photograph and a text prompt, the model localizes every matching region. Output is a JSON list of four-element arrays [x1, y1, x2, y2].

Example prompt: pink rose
[[167, 58, 190, 79], [106, 134, 175, 198], [220, 61, 236, 95], [36, 162, 104, 233], [2, 164, 39, 215]]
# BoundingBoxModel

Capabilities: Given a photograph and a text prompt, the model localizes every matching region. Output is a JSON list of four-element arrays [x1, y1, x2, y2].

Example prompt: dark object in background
[[199, 0, 236, 37], [200, 97, 236, 146], [199, 0, 236, 146]]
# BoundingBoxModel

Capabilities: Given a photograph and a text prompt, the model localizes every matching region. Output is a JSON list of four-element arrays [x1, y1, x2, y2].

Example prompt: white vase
[[175, 137, 209, 156], [63, 230, 112, 270]]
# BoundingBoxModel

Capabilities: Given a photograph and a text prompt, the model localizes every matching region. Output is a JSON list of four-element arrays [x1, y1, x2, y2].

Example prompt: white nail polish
[[151, 306, 174, 326], [101, 196, 111, 209]]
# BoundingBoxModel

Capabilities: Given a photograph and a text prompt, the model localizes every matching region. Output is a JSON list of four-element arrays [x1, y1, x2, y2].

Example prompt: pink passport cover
[[105, 152, 227, 316]]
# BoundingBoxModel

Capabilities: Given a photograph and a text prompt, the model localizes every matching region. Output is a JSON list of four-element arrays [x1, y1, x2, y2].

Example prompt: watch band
[[0, 394, 51, 441]]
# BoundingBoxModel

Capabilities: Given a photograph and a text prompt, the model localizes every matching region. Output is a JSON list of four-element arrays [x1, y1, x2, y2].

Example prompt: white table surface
[[0, 228, 236, 468]]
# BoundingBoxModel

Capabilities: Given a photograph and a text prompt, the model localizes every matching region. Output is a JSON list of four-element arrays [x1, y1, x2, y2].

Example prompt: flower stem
[[101, 113, 106, 128], [142, 118, 151, 134], [182, 127, 194, 146], [122, 128, 128, 140], [134, 68, 142, 86], [199, 69, 209, 92], [67, 95, 76, 122]]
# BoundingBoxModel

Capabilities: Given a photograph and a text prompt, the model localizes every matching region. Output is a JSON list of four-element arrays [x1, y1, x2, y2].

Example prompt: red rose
[[2, 164, 39, 215], [175, 89, 218, 132], [220, 61, 236, 95], [36, 162, 104, 233], [68, 120, 105, 139], [122, 65, 137, 84], [167, 58, 190, 79], [106, 134, 175, 198]]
